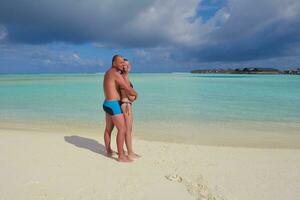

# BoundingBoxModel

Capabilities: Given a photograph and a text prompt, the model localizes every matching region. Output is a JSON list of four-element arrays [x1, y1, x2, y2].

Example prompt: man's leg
[[104, 113, 114, 157], [111, 114, 132, 162]]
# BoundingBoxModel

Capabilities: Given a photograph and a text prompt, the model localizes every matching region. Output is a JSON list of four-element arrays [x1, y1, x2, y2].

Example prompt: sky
[[0, 0, 300, 73]]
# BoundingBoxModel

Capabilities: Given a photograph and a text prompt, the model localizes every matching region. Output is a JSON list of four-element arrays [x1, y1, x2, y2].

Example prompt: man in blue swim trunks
[[102, 55, 138, 162]]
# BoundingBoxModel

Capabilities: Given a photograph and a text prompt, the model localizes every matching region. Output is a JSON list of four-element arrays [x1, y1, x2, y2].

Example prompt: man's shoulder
[[105, 67, 114, 75], [105, 68, 121, 78]]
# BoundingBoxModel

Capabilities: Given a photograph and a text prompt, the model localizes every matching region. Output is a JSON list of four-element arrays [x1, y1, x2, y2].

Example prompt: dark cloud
[[187, 17, 300, 62], [170, 0, 300, 63], [1, 0, 300, 69], [0, 0, 157, 45]]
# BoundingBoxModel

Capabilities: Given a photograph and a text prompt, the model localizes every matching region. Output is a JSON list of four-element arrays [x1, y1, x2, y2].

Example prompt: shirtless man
[[102, 55, 138, 162]]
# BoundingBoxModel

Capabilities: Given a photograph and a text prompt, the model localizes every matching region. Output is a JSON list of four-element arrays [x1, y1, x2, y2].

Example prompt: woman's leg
[[125, 104, 133, 155], [123, 104, 140, 159], [121, 104, 130, 153]]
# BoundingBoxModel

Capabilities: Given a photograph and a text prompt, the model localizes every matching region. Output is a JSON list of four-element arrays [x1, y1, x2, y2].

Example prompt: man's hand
[[134, 92, 138, 100], [128, 95, 137, 102], [124, 104, 129, 116], [115, 72, 137, 97]]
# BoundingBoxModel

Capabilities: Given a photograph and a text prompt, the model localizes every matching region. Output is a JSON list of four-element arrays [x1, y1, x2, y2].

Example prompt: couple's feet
[[106, 149, 117, 158], [106, 149, 141, 162], [118, 155, 133, 162], [127, 153, 141, 160], [118, 153, 141, 162]]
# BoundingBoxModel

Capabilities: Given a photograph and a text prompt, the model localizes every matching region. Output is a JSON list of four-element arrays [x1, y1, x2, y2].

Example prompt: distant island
[[191, 67, 300, 75]]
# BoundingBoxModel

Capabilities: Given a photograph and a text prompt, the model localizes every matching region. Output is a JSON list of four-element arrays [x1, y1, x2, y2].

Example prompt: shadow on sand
[[64, 135, 114, 159]]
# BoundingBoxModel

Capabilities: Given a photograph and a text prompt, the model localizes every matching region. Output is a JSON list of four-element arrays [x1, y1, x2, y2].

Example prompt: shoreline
[[1, 120, 300, 149], [1, 128, 300, 200]]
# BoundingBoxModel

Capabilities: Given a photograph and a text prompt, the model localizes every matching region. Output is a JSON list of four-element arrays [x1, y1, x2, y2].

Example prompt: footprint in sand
[[165, 174, 183, 182], [165, 174, 225, 200]]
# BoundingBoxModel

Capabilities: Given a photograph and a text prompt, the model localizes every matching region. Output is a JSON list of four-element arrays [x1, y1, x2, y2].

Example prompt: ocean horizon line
[[0, 71, 186, 76]]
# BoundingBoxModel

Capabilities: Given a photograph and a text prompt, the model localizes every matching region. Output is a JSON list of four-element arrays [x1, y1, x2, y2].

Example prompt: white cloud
[[72, 53, 80, 60], [0, 25, 7, 41], [134, 49, 148, 58], [0, 43, 104, 68]]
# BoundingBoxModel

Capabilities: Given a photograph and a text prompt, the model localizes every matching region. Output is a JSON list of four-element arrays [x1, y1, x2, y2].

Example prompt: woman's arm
[[121, 74, 137, 101], [115, 73, 137, 97]]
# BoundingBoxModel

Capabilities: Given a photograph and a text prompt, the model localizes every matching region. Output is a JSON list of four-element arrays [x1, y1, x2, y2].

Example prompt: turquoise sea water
[[1, 73, 300, 147]]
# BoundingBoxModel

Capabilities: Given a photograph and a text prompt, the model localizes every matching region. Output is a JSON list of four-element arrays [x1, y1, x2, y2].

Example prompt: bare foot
[[128, 153, 141, 160], [106, 151, 113, 157], [106, 149, 116, 157], [118, 156, 133, 162], [116, 150, 127, 155]]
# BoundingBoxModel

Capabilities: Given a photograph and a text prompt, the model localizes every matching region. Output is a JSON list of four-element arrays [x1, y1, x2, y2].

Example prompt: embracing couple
[[102, 55, 140, 162]]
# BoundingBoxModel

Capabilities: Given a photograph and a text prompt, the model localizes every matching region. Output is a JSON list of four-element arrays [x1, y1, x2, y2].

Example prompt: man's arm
[[121, 74, 138, 101], [115, 73, 137, 97]]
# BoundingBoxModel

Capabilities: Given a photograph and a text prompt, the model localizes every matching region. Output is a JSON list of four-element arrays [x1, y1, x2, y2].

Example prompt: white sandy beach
[[1, 128, 300, 200]]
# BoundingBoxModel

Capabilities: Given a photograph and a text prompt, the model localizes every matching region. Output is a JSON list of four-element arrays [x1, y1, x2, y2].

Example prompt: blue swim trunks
[[102, 100, 123, 115]]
